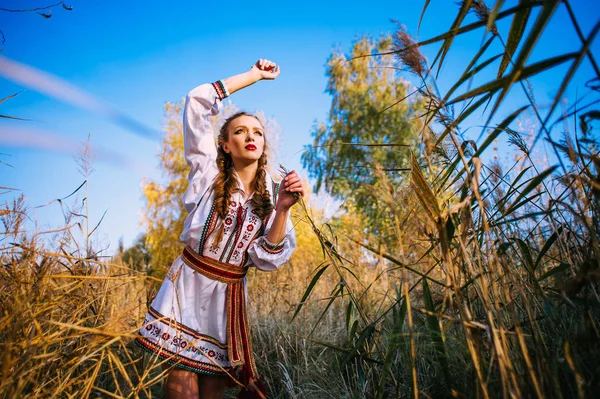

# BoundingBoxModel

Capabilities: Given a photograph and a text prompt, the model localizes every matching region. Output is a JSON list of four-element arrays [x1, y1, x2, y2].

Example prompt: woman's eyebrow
[[232, 125, 263, 131]]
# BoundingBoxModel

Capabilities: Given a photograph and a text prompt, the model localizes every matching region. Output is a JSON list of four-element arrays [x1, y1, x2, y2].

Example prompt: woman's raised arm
[[181, 59, 280, 213]]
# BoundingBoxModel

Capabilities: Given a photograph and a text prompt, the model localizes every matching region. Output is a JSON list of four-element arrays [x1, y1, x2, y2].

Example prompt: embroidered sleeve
[[181, 81, 229, 213], [260, 237, 286, 254], [246, 210, 296, 272]]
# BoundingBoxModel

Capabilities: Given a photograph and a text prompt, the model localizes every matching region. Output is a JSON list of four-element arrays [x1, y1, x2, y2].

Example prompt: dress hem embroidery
[[135, 337, 231, 376], [148, 306, 228, 349]]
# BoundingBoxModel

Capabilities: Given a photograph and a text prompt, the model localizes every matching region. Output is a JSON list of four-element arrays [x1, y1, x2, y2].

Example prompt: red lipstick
[[245, 144, 257, 150]]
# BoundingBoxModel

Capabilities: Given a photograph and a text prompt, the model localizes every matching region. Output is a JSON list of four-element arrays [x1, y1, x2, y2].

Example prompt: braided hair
[[210, 112, 274, 248]]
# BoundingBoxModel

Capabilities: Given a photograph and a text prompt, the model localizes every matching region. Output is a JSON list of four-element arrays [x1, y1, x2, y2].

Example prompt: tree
[[121, 234, 151, 271], [301, 36, 424, 245]]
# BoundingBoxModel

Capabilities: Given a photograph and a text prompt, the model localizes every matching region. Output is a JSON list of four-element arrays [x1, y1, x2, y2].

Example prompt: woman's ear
[[222, 143, 230, 154]]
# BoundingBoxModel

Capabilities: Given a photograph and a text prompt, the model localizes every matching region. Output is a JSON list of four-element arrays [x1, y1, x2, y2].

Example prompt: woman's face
[[222, 115, 265, 164]]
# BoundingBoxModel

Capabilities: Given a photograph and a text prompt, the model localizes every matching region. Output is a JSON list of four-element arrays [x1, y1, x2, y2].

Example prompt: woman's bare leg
[[197, 374, 227, 399], [164, 368, 199, 399]]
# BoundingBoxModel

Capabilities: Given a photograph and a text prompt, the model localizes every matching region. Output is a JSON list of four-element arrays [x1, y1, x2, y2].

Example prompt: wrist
[[248, 68, 262, 83], [275, 203, 290, 213]]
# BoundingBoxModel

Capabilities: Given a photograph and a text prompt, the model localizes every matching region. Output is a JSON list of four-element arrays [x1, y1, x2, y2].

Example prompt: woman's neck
[[232, 160, 258, 197]]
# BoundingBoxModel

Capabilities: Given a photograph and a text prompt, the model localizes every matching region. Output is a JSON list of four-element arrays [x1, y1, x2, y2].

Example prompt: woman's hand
[[276, 170, 304, 211], [223, 59, 280, 96], [251, 59, 280, 81]]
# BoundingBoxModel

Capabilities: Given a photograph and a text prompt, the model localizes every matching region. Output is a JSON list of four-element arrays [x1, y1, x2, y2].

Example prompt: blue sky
[[1, 0, 598, 253]]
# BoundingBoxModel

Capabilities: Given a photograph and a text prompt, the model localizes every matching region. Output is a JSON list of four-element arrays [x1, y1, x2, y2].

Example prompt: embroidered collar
[[230, 169, 276, 202]]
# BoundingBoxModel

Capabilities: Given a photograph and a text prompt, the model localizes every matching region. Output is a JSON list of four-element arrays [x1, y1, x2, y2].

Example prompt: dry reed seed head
[[422, 128, 437, 156], [465, 0, 498, 35], [506, 128, 530, 155], [391, 24, 426, 77]]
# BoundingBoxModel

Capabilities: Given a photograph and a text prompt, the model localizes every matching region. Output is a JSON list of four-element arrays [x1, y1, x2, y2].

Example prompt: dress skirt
[[136, 255, 233, 375]]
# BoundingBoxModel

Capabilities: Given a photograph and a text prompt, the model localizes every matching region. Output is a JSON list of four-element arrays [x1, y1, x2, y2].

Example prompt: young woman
[[136, 59, 304, 399]]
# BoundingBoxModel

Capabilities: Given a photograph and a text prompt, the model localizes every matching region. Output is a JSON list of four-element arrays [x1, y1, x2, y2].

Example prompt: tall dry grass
[[288, 0, 600, 398], [0, 191, 170, 397]]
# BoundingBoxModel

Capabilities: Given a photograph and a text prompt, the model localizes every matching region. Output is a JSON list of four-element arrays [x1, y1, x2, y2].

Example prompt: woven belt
[[181, 245, 265, 398]]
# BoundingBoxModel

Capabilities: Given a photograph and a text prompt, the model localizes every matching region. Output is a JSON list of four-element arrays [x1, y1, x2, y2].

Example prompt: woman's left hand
[[276, 170, 304, 211]]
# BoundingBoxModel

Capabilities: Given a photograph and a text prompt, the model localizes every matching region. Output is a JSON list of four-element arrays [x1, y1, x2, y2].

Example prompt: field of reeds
[[2, 0, 599, 398]]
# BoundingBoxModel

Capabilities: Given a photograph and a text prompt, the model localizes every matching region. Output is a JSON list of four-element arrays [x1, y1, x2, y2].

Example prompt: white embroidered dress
[[136, 82, 296, 375]]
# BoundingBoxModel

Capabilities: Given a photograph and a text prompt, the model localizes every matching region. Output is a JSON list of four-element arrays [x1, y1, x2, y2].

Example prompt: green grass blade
[[432, 0, 474, 77], [498, 0, 533, 77], [417, 0, 431, 35], [377, 293, 407, 399], [487, 0, 505, 35], [443, 104, 530, 189], [423, 278, 451, 388], [483, 0, 561, 124], [487, 166, 535, 221], [444, 52, 503, 105], [512, 238, 535, 275], [346, 300, 355, 333], [351, 238, 446, 287], [489, 210, 548, 227], [436, 92, 495, 157], [291, 263, 330, 321], [309, 282, 343, 336], [503, 165, 557, 216], [340, 323, 376, 367], [447, 52, 576, 106], [534, 226, 564, 271], [538, 262, 570, 281], [536, 21, 600, 146], [501, 191, 544, 219]]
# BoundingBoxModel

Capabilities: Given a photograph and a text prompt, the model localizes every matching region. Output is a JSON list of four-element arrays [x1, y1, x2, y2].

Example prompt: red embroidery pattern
[[148, 306, 227, 349], [211, 80, 228, 101], [136, 337, 231, 375], [261, 238, 285, 254], [140, 315, 229, 363]]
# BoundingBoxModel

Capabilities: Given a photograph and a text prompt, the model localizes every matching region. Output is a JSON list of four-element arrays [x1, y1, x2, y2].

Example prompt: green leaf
[[487, 0, 505, 35], [537, 21, 600, 147], [501, 191, 544, 219], [340, 323, 376, 367], [443, 104, 530, 190], [432, 0, 474, 77], [417, 0, 431, 35], [489, 210, 548, 227], [538, 262, 570, 281], [498, 0, 533, 77], [504, 166, 557, 216], [346, 301, 355, 333], [423, 278, 451, 387], [495, 165, 533, 209], [377, 294, 407, 399], [534, 226, 563, 271], [444, 52, 503, 105], [448, 52, 576, 106], [291, 263, 329, 321], [484, 0, 561, 124], [349, 319, 359, 342], [511, 238, 534, 275], [436, 92, 496, 156], [309, 282, 343, 336], [351, 237, 446, 287]]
